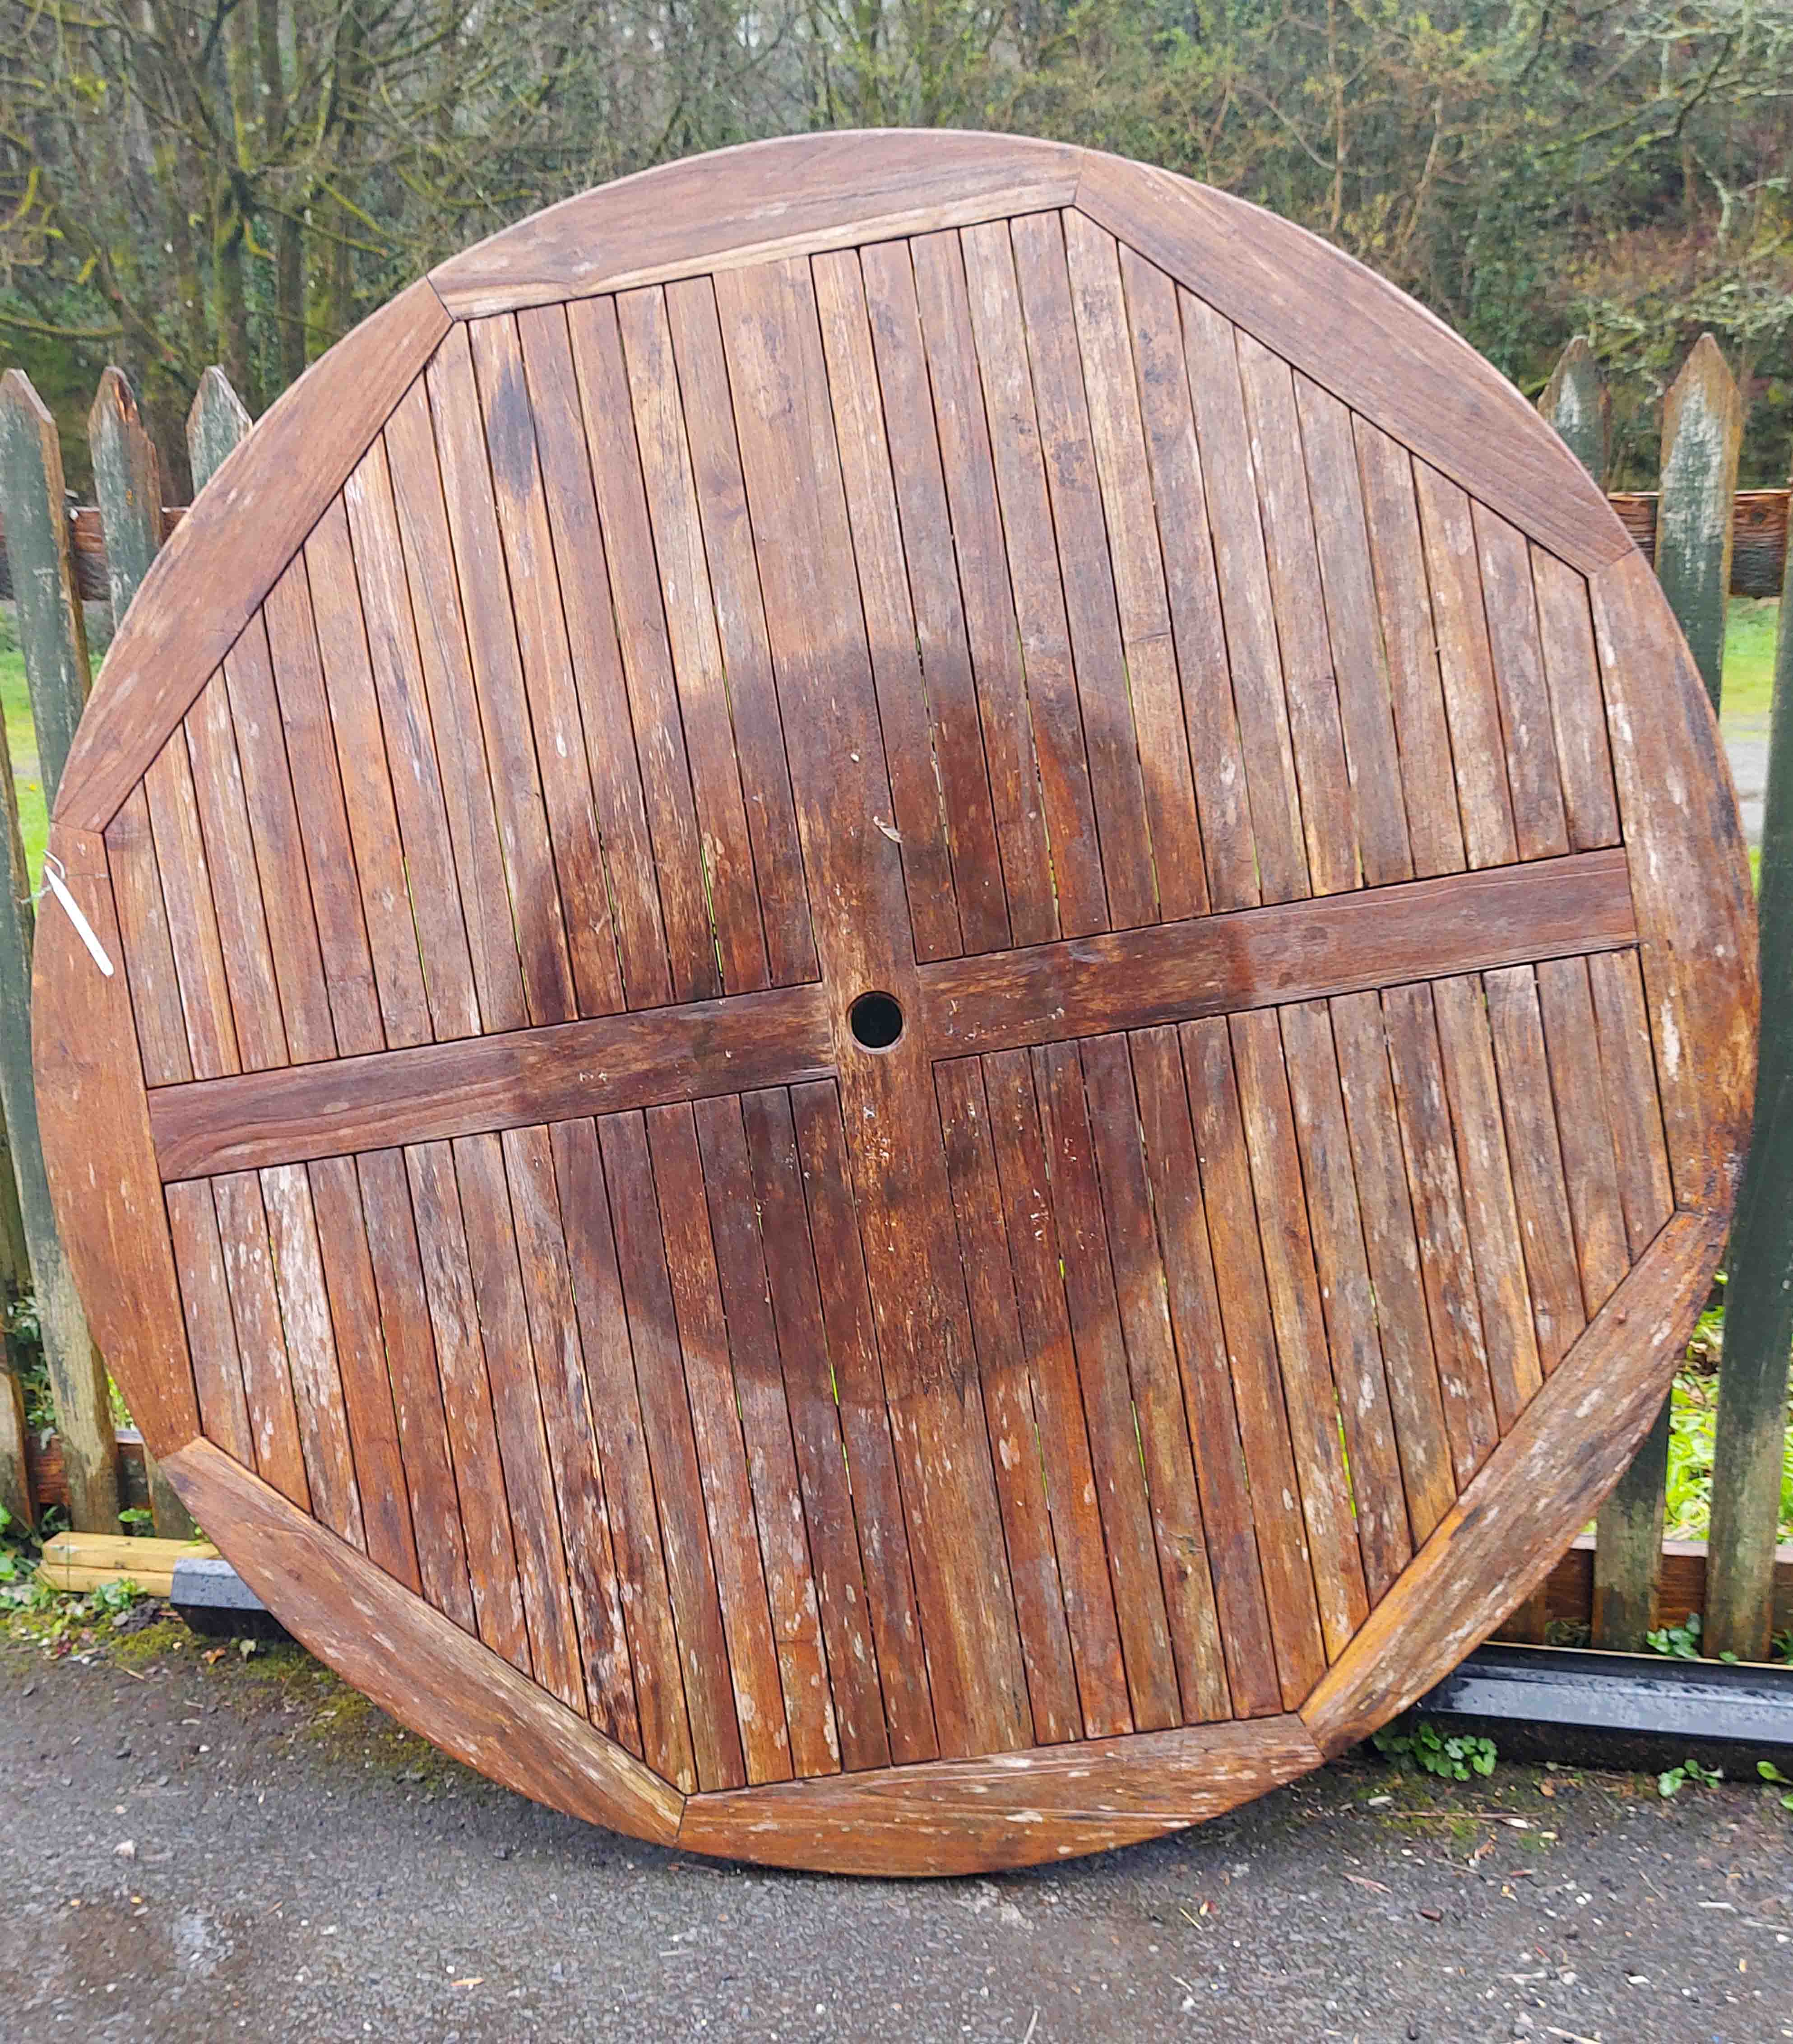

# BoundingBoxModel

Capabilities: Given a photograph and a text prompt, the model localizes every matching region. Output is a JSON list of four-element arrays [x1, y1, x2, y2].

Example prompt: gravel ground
[[3, 1620, 1792, 2044]]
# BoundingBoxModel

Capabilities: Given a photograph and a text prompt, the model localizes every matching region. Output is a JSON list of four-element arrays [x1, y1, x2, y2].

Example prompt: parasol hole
[[848, 991, 904, 1050]]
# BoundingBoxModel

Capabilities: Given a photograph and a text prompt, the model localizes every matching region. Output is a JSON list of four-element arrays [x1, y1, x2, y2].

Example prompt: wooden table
[[35, 131, 1756, 1875]]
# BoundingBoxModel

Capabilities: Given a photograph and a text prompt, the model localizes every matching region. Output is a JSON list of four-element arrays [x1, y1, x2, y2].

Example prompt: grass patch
[[1720, 596, 1780, 730], [0, 609, 47, 886], [1663, 1283, 1793, 1552]]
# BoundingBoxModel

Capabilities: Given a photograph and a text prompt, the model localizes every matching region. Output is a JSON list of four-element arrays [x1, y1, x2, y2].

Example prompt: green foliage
[[1721, 601, 1784, 731], [1372, 1717, 1498, 1781], [0, 611, 46, 890], [1759, 1760, 1793, 1810], [1663, 1236, 1793, 1551], [1658, 1756, 1723, 1798], [1, 0, 1788, 490], [0, 1499, 32, 1583], [1645, 1611, 1706, 1659]]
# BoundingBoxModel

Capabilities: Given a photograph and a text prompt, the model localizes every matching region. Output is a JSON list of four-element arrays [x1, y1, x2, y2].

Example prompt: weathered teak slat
[[35, 133, 1754, 1877]]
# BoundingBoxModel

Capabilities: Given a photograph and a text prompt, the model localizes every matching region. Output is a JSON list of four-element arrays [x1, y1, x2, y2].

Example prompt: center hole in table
[[848, 990, 904, 1050]]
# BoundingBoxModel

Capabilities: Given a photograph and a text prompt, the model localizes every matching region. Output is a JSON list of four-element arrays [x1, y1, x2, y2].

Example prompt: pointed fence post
[[1657, 334, 1743, 714], [0, 369, 119, 1532], [1588, 338, 1743, 1649], [187, 367, 252, 492], [1539, 335, 1611, 484], [1707, 464, 1793, 1659], [89, 367, 195, 1540]]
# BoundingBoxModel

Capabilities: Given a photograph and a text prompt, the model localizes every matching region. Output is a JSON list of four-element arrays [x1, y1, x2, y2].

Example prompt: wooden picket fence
[[0, 330, 1788, 1667]]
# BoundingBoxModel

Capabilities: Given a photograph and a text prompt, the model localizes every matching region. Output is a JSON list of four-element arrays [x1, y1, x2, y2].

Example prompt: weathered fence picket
[[1708, 462, 1793, 1660], [1539, 334, 1611, 483], [87, 371, 193, 1541], [186, 367, 251, 490], [1657, 335, 1745, 713], [0, 371, 119, 1535]]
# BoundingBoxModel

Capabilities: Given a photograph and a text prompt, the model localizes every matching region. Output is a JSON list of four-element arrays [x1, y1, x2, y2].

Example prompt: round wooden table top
[[37, 131, 1755, 1875]]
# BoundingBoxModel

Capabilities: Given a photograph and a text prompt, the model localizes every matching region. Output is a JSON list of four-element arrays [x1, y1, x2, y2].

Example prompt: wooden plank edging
[[53, 279, 453, 834], [1302, 1209, 1727, 1756], [163, 1438, 684, 1844]]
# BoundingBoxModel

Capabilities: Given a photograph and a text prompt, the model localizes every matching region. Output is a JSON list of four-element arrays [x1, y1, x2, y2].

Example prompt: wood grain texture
[[1178, 290, 1308, 905], [514, 307, 672, 1013], [1180, 1014, 1326, 1706], [39, 135, 1756, 1876], [32, 826, 199, 1458], [1081, 1036, 1230, 1720], [1034, 1039, 1178, 1729], [647, 1101, 792, 1783], [302, 497, 435, 1049], [404, 1139, 529, 1669], [563, 295, 718, 1004], [678, 1713, 1322, 1877], [1010, 212, 1156, 930], [209, 1170, 308, 1507], [1118, 246, 1254, 912], [790, 1083, 937, 1765], [1589, 550, 1757, 1215], [907, 229, 1058, 948], [550, 1116, 695, 1787], [1483, 965, 1586, 1373], [1303, 1210, 1726, 1754], [259, 556, 386, 1057], [815, 249, 964, 962], [599, 1109, 745, 1791], [1353, 422, 1466, 881], [1329, 989, 1456, 1544], [1073, 152, 1629, 573], [935, 1058, 1081, 1743], [922, 849, 1635, 1056], [856, 242, 1011, 956], [164, 1438, 682, 1844], [1236, 334, 1359, 897], [960, 219, 1107, 938], [150, 981, 834, 1180], [716, 253, 1029, 1759], [1063, 214, 1208, 922], [693, 1095, 839, 1774], [979, 1050, 1132, 1739], [1130, 1029, 1280, 1716], [59, 282, 449, 832], [470, 313, 625, 1018], [740, 1090, 889, 1772], [432, 130, 1080, 315]]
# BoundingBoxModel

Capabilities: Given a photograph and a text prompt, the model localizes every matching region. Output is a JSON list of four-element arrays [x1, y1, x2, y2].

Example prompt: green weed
[[1658, 1756, 1723, 1798], [1372, 1718, 1498, 1782]]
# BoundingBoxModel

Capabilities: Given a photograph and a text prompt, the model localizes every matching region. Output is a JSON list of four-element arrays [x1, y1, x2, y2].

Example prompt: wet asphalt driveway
[[3, 1626, 1792, 2044]]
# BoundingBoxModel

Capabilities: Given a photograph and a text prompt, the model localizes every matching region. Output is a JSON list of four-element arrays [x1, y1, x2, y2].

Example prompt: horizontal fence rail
[[0, 330, 1789, 1681]]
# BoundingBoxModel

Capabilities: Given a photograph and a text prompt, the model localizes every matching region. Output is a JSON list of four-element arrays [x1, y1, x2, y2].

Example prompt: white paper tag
[[42, 857, 115, 977]]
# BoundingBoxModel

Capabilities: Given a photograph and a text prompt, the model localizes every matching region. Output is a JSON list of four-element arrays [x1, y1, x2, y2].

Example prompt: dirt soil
[[3, 1619, 1791, 2044]]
